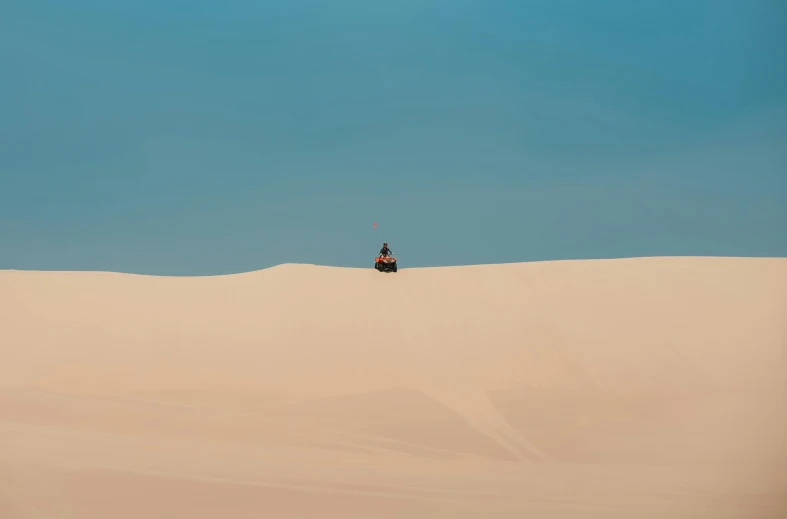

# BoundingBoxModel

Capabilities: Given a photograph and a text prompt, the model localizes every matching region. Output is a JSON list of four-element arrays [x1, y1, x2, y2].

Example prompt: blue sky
[[1, 0, 785, 274]]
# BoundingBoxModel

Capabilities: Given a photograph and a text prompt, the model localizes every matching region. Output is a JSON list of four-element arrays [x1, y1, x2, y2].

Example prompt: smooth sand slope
[[1, 257, 786, 518]]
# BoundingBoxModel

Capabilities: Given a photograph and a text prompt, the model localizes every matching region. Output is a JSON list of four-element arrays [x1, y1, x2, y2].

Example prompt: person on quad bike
[[379, 243, 392, 257]]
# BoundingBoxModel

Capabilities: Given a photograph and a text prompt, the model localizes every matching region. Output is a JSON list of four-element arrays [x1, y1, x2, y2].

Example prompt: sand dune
[[1, 257, 786, 518]]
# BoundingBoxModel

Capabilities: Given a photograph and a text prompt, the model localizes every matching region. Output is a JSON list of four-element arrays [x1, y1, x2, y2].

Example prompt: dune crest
[[1, 257, 786, 518]]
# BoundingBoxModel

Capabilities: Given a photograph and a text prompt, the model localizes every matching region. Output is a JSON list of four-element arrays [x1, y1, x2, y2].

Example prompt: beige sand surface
[[1, 257, 786, 518]]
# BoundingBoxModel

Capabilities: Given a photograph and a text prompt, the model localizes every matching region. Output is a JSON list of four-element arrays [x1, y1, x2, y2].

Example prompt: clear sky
[[2, 0, 785, 275]]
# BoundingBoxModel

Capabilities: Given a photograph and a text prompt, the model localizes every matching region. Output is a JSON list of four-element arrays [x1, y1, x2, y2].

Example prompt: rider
[[379, 242, 392, 257]]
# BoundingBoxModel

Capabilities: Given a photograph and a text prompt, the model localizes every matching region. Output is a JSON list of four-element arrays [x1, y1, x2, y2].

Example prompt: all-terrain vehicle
[[375, 254, 398, 272]]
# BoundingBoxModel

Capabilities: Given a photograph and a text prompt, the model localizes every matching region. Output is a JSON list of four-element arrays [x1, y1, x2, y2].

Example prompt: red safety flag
[[373, 222, 376, 228]]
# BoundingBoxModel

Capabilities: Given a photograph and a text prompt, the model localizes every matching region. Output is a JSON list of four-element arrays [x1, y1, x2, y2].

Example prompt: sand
[[1, 256, 786, 518]]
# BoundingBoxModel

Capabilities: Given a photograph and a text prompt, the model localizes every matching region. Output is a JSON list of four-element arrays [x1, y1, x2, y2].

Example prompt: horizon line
[[2, 254, 785, 278]]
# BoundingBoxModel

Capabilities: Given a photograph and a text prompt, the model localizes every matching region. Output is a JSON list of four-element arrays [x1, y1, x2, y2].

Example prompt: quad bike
[[375, 254, 398, 272]]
